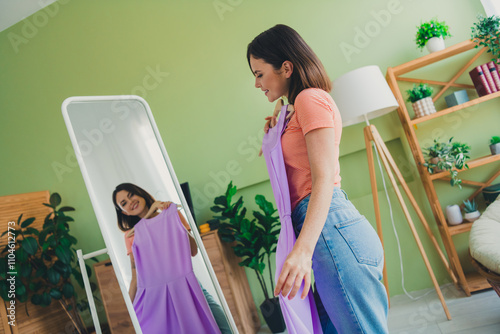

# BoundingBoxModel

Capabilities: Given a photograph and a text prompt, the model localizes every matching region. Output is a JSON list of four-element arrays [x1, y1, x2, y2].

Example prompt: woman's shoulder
[[295, 88, 333, 104], [295, 88, 334, 110]]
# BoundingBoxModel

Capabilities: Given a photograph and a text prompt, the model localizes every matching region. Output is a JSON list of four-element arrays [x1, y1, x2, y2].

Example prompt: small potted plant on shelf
[[463, 199, 481, 222], [490, 135, 500, 155], [422, 137, 471, 188], [406, 83, 436, 119], [416, 18, 452, 53], [471, 15, 500, 62]]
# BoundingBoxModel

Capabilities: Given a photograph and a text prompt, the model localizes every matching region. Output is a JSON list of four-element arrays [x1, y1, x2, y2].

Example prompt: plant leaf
[[22, 237, 38, 255], [20, 217, 36, 228], [50, 193, 62, 207]]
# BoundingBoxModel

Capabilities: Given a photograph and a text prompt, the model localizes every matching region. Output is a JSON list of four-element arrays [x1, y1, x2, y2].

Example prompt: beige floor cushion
[[469, 195, 500, 274]]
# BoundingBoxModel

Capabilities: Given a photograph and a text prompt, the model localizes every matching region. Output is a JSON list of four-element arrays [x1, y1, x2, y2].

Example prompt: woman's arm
[[274, 127, 337, 300], [178, 211, 198, 257], [129, 253, 138, 302]]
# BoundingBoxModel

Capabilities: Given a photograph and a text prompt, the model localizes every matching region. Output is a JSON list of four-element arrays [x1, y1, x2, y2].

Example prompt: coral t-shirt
[[281, 88, 342, 211], [125, 233, 134, 256]]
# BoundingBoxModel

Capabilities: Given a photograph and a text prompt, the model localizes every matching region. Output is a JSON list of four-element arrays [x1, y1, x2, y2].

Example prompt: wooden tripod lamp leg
[[364, 127, 390, 306], [367, 125, 451, 320]]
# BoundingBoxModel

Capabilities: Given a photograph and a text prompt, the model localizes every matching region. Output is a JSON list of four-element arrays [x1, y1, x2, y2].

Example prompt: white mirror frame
[[61, 95, 237, 333]]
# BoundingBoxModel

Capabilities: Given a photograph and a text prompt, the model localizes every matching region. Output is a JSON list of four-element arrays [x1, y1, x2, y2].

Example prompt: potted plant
[[0, 193, 96, 333], [406, 83, 436, 119], [210, 182, 285, 333], [422, 137, 471, 188], [490, 135, 500, 155], [471, 15, 500, 62], [463, 199, 481, 222], [416, 18, 452, 53]]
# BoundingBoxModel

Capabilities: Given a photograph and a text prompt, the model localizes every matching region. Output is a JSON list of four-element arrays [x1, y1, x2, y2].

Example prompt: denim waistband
[[291, 187, 349, 223]]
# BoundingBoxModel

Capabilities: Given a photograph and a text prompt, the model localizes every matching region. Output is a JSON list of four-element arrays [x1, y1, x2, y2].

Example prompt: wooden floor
[[257, 284, 500, 333]]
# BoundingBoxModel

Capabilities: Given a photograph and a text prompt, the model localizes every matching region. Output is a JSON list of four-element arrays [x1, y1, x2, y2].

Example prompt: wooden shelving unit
[[386, 40, 500, 296]]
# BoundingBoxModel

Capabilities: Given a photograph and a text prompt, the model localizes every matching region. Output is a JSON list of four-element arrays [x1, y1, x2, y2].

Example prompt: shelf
[[411, 91, 500, 125], [448, 221, 473, 236], [428, 154, 500, 180], [465, 271, 492, 293]]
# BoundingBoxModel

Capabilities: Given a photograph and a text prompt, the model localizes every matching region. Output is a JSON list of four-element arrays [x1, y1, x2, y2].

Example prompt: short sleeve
[[124, 233, 134, 256], [295, 88, 335, 135]]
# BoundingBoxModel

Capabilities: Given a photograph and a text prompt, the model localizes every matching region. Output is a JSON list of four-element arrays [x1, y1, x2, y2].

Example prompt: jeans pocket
[[335, 217, 383, 267]]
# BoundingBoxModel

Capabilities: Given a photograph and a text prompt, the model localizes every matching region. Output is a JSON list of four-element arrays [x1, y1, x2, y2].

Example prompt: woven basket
[[412, 97, 436, 119], [470, 252, 500, 297]]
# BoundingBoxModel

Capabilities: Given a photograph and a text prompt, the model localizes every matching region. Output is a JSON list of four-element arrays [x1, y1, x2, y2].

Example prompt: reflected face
[[250, 55, 289, 102], [116, 190, 149, 218]]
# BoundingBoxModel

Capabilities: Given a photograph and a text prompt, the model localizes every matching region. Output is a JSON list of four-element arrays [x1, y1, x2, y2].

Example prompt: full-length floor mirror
[[61, 95, 236, 333]]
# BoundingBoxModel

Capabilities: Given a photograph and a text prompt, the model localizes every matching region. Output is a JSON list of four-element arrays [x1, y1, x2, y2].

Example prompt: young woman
[[247, 24, 388, 333], [112, 183, 229, 334]]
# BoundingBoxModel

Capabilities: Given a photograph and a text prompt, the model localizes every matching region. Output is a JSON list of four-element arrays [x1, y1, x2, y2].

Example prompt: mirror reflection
[[61, 96, 234, 333]]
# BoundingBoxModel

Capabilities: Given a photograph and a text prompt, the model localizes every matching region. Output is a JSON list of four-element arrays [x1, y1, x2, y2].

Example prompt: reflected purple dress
[[261, 104, 323, 334], [132, 204, 221, 334]]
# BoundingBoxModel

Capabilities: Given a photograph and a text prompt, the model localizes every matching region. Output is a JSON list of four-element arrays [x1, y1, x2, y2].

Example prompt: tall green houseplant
[[0, 193, 94, 333], [209, 182, 281, 302]]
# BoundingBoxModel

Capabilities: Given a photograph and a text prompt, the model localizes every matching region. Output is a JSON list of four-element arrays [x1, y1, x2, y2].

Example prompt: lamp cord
[[372, 142, 434, 301]]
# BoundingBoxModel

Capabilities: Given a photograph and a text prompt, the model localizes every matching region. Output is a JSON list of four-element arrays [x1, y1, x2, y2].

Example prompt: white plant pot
[[490, 143, 500, 155], [464, 210, 481, 222], [412, 97, 436, 119], [446, 205, 463, 225], [426, 36, 446, 53]]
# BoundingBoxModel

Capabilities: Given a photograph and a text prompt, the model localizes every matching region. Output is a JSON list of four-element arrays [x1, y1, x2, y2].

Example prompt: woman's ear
[[282, 60, 293, 78]]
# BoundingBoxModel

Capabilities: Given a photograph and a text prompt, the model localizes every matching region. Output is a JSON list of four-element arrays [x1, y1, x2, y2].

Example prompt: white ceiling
[[0, 0, 57, 33]]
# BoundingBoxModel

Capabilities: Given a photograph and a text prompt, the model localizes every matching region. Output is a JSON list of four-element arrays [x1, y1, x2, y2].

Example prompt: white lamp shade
[[331, 65, 399, 127]]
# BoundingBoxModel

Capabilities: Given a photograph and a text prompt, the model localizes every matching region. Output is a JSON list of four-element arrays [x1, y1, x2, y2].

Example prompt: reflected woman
[[112, 183, 229, 334]]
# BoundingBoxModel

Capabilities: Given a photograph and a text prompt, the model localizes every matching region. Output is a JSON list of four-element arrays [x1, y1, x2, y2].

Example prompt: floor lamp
[[331, 66, 452, 320]]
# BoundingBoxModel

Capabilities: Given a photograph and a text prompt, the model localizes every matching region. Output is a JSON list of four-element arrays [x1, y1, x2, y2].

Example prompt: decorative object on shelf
[[416, 18, 451, 53], [471, 14, 500, 62], [198, 223, 211, 234], [444, 89, 469, 107], [446, 204, 463, 225], [482, 183, 500, 205], [332, 65, 452, 319], [0, 192, 93, 334], [209, 182, 285, 333], [422, 137, 471, 188], [490, 135, 500, 155], [463, 199, 481, 222], [406, 83, 436, 118]]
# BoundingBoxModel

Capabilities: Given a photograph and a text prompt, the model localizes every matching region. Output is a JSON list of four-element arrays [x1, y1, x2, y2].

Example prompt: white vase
[[412, 97, 436, 119], [464, 210, 481, 222], [446, 204, 463, 225], [426, 36, 446, 53]]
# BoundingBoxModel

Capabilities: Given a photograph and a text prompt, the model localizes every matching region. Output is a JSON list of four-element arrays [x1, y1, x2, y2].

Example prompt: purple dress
[[132, 204, 221, 334], [261, 104, 323, 334]]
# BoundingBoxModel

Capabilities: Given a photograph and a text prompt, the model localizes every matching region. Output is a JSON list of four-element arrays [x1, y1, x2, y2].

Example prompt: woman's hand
[[274, 247, 312, 300], [144, 201, 173, 219], [259, 100, 295, 156]]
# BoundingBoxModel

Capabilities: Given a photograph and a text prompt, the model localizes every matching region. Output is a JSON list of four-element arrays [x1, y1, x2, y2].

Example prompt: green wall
[[1, 0, 498, 326]]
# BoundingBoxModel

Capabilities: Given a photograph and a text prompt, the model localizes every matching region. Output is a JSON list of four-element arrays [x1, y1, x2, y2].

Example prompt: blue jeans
[[291, 188, 388, 334]]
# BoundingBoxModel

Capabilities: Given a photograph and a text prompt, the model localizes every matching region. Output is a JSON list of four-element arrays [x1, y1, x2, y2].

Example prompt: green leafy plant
[[471, 15, 500, 62], [422, 137, 471, 188], [209, 182, 280, 301], [463, 199, 478, 213], [406, 83, 434, 103], [0, 193, 95, 333], [490, 136, 500, 145], [416, 18, 451, 49]]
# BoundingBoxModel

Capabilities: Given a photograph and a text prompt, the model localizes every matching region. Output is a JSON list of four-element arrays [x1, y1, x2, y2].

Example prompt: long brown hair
[[112, 183, 156, 231], [247, 24, 332, 104]]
